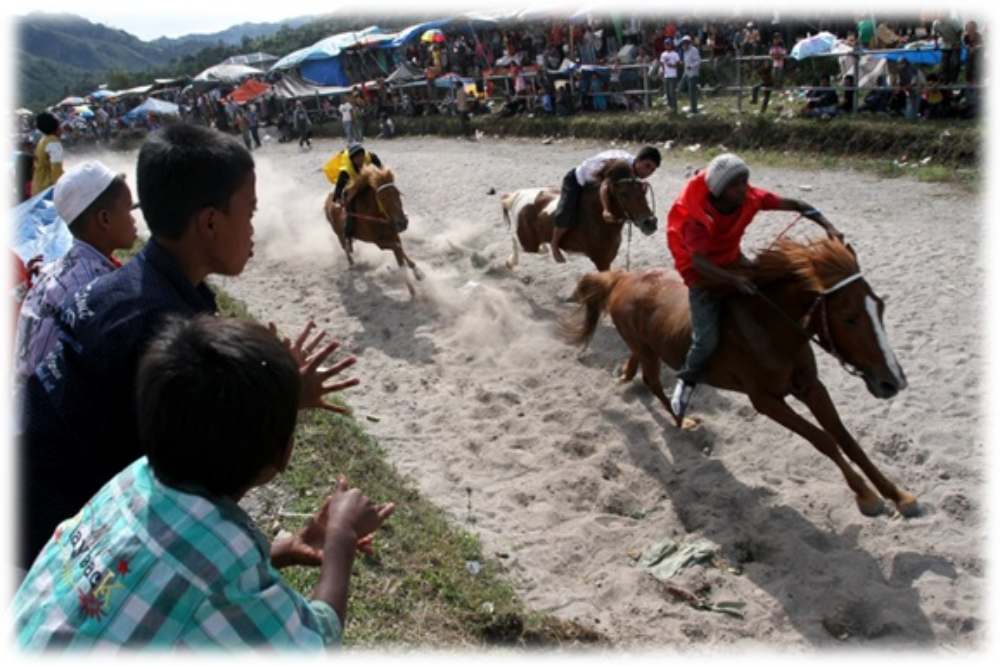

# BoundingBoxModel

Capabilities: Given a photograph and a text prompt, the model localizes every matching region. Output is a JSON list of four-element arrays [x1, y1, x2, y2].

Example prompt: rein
[[345, 182, 400, 225], [753, 271, 867, 378], [609, 177, 655, 271]]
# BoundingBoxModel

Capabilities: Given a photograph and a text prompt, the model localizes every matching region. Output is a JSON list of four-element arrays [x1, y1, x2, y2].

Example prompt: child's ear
[[194, 207, 218, 238]]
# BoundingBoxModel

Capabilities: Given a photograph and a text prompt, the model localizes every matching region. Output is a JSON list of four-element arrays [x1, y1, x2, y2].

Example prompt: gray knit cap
[[705, 153, 750, 196]]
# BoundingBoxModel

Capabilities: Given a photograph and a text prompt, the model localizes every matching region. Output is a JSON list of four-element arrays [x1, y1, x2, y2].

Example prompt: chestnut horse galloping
[[501, 160, 658, 272], [562, 237, 917, 518], [324, 164, 423, 296]]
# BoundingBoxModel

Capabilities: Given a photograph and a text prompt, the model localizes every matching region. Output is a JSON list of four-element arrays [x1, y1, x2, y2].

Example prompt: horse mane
[[749, 237, 860, 293], [353, 164, 395, 193], [601, 159, 634, 182]]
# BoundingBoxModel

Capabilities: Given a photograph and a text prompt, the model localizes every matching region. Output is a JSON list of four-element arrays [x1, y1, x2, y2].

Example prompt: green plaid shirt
[[14, 457, 341, 649]]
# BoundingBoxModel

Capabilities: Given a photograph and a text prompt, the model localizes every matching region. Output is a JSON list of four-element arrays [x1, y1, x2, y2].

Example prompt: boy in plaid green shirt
[[14, 316, 394, 649]]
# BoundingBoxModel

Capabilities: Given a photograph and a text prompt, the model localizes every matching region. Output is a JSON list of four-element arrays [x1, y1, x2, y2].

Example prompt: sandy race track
[[100, 134, 985, 648]]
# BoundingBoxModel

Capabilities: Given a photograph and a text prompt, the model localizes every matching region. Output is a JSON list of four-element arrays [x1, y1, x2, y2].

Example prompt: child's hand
[[270, 492, 383, 568], [268, 321, 360, 414], [325, 476, 395, 545]]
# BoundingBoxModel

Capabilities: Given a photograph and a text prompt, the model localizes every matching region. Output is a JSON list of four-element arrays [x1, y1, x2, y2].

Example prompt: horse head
[[791, 239, 908, 399], [361, 165, 409, 232], [603, 160, 657, 236]]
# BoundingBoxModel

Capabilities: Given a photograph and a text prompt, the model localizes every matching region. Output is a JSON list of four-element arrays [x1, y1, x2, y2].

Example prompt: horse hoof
[[412, 268, 425, 281], [895, 493, 921, 518], [856, 495, 886, 517]]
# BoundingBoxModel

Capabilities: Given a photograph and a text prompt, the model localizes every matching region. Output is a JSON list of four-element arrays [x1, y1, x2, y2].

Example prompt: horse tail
[[501, 192, 520, 269], [560, 271, 626, 347], [499, 192, 513, 229]]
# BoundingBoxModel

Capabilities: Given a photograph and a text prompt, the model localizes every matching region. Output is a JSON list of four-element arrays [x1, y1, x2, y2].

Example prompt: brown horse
[[324, 164, 423, 295], [501, 160, 658, 272], [562, 237, 918, 518]]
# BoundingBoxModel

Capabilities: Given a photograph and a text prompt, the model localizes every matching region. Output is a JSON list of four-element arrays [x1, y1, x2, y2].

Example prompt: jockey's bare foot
[[551, 246, 567, 263], [679, 416, 700, 430]]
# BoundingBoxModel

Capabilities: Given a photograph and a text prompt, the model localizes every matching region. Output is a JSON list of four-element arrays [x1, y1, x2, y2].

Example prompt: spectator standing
[[769, 34, 787, 91], [932, 15, 963, 84], [294, 101, 312, 149], [893, 57, 923, 120], [963, 21, 982, 109], [750, 61, 775, 112], [339, 97, 356, 145], [679, 35, 701, 114], [857, 15, 876, 48], [659, 39, 681, 113], [248, 104, 261, 148], [236, 110, 253, 151], [30, 112, 64, 196], [14, 137, 35, 203], [455, 81, 472, 139]]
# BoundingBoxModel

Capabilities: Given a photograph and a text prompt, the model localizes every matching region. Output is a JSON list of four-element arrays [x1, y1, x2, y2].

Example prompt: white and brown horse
[[324, 164, 423, 295], [501, 160, 658, 272], [562, 237, 917, 518]]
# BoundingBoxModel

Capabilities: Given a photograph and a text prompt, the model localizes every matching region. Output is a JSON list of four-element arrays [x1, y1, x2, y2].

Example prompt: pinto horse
[[501, 160, 658, 272], [324, 164, 423, 295], [562, 237, 917, 518]]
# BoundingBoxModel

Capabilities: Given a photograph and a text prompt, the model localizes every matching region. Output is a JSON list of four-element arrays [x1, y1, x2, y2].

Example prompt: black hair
[[36, 112, 59, 135], [136, 123, 254, 240], [636, 145, 662, 167], [137, 315, 301, 498], [69, 174, 130, 233]]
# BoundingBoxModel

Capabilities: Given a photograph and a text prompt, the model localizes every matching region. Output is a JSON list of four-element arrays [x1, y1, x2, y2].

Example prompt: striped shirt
[[14, 457, 342, 649], [14, 239, 119, 384]]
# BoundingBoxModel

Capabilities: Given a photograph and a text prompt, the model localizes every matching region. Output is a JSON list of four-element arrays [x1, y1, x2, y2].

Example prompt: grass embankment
[[112, 241, 602, 647], [319, 100, 977, 189]]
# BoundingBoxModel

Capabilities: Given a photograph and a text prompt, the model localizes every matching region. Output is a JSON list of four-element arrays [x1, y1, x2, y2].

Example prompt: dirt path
[[121, 133, 982, 647]]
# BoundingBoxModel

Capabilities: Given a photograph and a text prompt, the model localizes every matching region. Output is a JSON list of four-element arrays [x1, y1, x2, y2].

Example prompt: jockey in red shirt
[[666, 153, 842, 421]]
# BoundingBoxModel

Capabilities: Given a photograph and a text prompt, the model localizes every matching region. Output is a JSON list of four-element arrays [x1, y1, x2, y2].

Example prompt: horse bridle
[[608, 177, 655, 226], [756, 271, 868, 378]]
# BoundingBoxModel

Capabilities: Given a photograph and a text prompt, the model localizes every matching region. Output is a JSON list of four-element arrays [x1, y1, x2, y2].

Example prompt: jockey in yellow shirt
[[323, 143, 384, 243]]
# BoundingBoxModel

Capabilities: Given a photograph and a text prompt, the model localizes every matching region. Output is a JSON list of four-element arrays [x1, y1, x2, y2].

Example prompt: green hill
[[16, 11, 437, 110]]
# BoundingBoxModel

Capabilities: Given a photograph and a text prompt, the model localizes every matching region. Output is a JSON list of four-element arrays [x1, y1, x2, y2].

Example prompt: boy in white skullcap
[[665, 153, 842, 423], [14, 161, 138, 384]]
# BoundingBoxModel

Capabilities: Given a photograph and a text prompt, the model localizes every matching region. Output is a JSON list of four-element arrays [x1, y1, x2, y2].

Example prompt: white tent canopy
[[194, 63, 264, 83]]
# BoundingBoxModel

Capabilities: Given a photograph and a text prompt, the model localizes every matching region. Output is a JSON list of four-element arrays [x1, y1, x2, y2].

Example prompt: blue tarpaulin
[[871, 45, 968, 66], [11, 188, 73, 264], [271, 26, 390, 70], [122, 98, 180, 123], [300, 58, 350, 86]]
